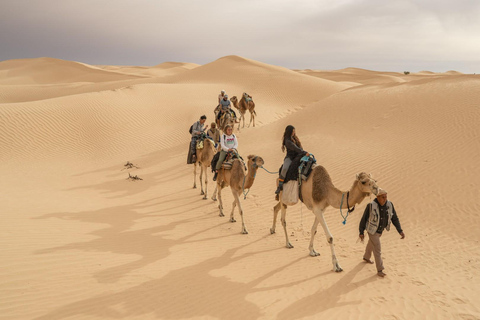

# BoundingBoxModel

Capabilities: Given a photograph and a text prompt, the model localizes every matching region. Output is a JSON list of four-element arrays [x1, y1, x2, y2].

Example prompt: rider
[[243, 92, 252, 102], [207, 122, 220, 149], [215, 90, 226, 122], [190, 115, 208, 163], [213, 124, 238, 181], [275, 125, 309, 195], [218, 90, 226, 105], [217, 94, 238, 123]]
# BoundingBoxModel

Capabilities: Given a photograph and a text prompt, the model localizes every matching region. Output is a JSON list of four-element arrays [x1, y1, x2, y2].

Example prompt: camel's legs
[[237, 113, 243, 131], [230, 198, 237, 223], [211, 184, 218, 201], [193, 162, 197, 189], [232, 190, 248, 234], [308, 217, 321, 257], [249, 110, 254, 128], [280, 201, 293, 248], [217, 184, 224, 217], [271, 202, 281, 234], [202, 166, 208, 200], [199, 163, 205, 195], [314, 207, 343, 272]]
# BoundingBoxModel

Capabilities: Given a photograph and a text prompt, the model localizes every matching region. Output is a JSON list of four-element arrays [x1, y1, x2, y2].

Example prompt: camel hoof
[[193, 186, 196, 189], [286, 243, 294, 249], [211, 197, 217, 201], [334, 265, 343, 272], [335, 268, 344, 273], [200, 191, 205, 195], [270, 228, 276, 234], [219, 213, 224, 217], [310, 251, 320, 257], [242, 230, 248, 234], [202, 196, 207, 200], [230, 218, 236, 223]]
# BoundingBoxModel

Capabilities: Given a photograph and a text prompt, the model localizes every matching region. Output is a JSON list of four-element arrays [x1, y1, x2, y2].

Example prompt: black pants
[[190, 137, 197, 156]]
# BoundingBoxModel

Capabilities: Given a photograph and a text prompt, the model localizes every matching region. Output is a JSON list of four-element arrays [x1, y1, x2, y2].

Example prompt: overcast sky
[[1, 0, 479, 72]]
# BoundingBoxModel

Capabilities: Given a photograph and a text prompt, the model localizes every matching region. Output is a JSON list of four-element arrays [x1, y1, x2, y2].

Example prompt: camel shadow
[[276, 262, 378, 319], [34, 197, 222, 284], [34, 237, 321, 320]]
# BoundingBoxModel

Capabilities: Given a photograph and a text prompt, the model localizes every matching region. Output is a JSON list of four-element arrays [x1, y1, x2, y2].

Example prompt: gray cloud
[[1, 0, 479, 72]]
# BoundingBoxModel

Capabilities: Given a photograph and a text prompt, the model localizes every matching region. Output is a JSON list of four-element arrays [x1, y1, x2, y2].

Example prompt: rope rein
[[339, 191, 356, 225]]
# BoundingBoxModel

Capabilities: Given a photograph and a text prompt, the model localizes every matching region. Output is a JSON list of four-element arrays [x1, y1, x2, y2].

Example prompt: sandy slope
[[1, 56, 479, 320]]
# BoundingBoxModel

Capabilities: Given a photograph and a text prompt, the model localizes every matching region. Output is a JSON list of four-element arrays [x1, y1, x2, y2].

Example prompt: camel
[[218, 110, 236, 133], [231, 93, 256, 130], [213, 154, 264, 234], [193, 137, 216, 199], [271, 166, 379, 272]]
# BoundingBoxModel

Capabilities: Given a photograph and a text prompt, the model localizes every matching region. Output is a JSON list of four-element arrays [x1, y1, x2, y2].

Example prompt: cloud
[[1, 0, 479, 72]]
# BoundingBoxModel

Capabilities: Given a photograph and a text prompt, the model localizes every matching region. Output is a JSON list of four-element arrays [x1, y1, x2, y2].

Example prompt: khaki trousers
[[364, 232, 384, 272]]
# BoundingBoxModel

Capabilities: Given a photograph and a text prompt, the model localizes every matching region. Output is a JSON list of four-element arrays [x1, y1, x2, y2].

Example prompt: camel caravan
[[186, 91, 385, 274]]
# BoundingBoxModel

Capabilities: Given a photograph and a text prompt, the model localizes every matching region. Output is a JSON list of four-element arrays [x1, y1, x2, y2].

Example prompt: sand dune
[[0, 57, 147, 85], [97, 62, 199, 78], [1, 56, 479, 320]]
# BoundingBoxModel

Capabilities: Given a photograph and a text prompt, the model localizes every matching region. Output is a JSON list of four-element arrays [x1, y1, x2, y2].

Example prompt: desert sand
[[1, 55, 479, 319]]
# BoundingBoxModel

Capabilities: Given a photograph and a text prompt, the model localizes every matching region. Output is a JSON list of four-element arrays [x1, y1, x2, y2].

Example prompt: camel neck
[[244, 165, 257, 189], [330, 183, 366, 209]]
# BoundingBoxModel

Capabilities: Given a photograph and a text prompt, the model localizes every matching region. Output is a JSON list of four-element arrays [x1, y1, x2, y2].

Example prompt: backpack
[[189, 125, 193, 134]]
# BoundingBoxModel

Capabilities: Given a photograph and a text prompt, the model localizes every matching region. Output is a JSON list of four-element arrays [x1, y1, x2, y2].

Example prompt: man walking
[[359, 188, 405, 277]]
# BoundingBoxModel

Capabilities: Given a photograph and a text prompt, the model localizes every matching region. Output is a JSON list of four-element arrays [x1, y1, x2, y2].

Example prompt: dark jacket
[[284, 138, 306, 160], [359, 199, 403, 235]]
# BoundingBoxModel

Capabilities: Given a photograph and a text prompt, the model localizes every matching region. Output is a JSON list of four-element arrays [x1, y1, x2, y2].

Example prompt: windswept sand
[[1, 56, 479, 320]]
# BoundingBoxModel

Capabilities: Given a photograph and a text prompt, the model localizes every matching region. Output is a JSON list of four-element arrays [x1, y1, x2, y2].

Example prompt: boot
[[275, 179, 284, 195], [213, 171, 218, 181]]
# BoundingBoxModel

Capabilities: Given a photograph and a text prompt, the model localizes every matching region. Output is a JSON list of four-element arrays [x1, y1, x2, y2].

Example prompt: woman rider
[[213, 125, 238, 181], [275, 125, 309, 195]]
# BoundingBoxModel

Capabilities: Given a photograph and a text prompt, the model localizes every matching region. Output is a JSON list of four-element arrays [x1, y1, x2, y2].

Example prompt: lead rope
[[340, 192, 349, 225], [260, 167, 279, 174]]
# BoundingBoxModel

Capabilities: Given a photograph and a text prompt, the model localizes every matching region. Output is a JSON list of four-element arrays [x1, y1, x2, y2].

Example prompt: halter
[[241, 156, 260, 199], [339, 191, 356, 225]]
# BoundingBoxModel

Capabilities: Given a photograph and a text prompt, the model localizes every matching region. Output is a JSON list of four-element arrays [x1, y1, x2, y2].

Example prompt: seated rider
[[207, 122, 220, 149], [218, 90, 226, 105], [215, 90, 226, 120], [217, 94, 237, 122], [243, 92, 252, 102], [190, 115, 208, 163], [213, 124, 238, 181], [275, 125, 309, 195]]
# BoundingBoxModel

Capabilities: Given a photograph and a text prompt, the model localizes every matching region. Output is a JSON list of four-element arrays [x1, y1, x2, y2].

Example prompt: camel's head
[[356, 172, 378, 195], [248, 155, 264, 169], [230, 96, 238, 104]]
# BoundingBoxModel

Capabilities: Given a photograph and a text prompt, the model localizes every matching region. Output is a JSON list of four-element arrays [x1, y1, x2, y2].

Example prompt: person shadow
[[276, 261, 378, 319]]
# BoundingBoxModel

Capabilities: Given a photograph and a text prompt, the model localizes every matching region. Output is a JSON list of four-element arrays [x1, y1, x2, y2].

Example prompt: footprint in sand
[[411, 280, 426, 286], [452, 297, 467, 304]]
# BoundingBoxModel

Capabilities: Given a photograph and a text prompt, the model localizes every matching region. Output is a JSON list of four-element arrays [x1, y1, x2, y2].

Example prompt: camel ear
[[356, 173, 360, 180], [247, 155, 254, 160]]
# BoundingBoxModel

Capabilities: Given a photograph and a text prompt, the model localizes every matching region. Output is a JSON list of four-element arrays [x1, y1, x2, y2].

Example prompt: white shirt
[[220, 133, 238, 152]]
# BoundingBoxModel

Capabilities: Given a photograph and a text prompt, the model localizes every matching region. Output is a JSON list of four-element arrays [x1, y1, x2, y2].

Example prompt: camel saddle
[[196, 134, 214, 150], [281, 154, 317, 184], [211, 152, 246, 172]]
